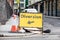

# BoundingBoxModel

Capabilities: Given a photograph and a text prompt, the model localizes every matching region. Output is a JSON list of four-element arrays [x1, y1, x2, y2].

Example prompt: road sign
[[19, 13, 43, 28]]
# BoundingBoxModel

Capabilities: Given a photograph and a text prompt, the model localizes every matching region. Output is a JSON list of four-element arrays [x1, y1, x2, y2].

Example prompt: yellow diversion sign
[[19, 13, 43, 28]]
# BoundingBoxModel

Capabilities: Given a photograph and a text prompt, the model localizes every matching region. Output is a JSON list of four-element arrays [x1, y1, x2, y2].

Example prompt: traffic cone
[[11, 25, 17, 32]]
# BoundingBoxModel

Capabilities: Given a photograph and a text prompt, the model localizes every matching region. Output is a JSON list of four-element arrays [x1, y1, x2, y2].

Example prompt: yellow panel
[[19, 13, 43, 28]]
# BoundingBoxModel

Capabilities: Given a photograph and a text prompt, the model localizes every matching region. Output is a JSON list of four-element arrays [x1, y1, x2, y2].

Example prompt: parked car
[[22, 8, 38, 13]]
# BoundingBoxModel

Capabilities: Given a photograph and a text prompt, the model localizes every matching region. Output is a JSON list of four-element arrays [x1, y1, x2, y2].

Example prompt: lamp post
[[16, 0, 20, 16]]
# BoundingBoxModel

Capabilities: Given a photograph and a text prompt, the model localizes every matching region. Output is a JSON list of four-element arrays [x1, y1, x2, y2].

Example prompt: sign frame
[[19, 12, 43, 29]]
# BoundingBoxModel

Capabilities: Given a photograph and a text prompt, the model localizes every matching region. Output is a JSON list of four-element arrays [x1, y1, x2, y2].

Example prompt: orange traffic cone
[[11, 25, 17, 32]]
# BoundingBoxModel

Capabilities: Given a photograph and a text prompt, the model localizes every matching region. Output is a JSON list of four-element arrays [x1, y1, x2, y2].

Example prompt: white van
[[22, 8, 38, 13]]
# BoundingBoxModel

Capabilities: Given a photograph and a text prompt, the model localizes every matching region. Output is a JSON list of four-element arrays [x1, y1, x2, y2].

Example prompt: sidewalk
[[0, 15, 19, 31], [44, 15, 60, 19], [0, 31, 38, 37]]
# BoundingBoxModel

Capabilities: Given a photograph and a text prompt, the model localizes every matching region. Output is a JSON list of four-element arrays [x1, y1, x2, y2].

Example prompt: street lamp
[[16, 0, 20, 16]]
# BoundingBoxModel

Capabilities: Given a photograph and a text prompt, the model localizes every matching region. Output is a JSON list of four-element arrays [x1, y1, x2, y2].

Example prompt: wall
[[0, 0, 13, 24], [57, 0, 60, 16], [44, 0, 60, 17], [28, 0, 41, 5]]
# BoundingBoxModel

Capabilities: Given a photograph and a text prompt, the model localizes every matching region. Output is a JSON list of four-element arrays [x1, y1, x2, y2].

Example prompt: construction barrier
[[19, 13, 43, 29]]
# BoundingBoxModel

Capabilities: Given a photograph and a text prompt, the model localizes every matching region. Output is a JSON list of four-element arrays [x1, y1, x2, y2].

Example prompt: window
[[14, 3, 18, 9], [29, 1, 31, 5], [20, 3, 24, 7], [20, 0, 24, 2]]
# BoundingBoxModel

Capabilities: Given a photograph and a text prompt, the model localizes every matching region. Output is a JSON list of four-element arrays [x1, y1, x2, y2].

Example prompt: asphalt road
[[0, 35, 60, 40], [44, 16, 60, 35]]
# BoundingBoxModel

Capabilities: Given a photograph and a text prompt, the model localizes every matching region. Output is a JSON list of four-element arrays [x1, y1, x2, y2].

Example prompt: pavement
[[0, 15, 19, 31], [0, 31, 41, 37], [0, 35, 60, 40]]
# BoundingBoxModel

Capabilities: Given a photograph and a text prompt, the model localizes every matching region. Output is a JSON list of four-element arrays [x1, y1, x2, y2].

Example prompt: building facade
[[14, 0, 28, 10], [28, 0, 43, 13], [28, 0, 60, 17], [14, 0, 28, 14], [43, 0, 60, 17], [20, 0, 26, 10]]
